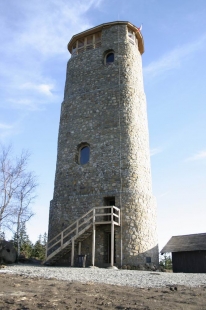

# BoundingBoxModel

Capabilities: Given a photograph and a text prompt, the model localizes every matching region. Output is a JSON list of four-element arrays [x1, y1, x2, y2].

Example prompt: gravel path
[[2, 264, 206, 288]]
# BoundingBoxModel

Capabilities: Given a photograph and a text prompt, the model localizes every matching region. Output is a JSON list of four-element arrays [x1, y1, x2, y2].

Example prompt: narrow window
[[106, 52, 114, 64], [95, 32, 101, 43], [78, 38, 84, 48], [72, 42, 77, 53], [80, 146, 90, 165], [87, 35, 93, 45]]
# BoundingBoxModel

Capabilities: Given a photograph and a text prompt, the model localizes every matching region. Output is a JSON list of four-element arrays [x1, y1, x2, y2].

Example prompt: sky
[[0, 0, 206, 252]]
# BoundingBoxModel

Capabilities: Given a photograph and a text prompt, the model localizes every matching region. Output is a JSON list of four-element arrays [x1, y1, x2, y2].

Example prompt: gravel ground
[[2, 264, 206, 288]]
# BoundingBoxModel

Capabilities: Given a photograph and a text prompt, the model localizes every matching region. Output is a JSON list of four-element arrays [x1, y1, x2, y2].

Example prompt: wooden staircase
[[44, 206, 120, 266]]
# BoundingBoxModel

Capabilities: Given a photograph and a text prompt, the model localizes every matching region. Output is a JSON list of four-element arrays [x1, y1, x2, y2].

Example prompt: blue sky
[[1, 0, 206, 251]]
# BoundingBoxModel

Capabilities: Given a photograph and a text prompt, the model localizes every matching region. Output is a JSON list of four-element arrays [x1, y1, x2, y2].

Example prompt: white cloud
[[0, 123, 13, 130], [0, 0, 102, 114], [8, 98, 52, 111], [0, 0, 102, 57], [21, 83, 54, 96], [185, 150, 206, 162], [144, 34, 206, 79], [150, 147, 162, 156], [0, 121, 17, 141], [158, 191, 169, 198]]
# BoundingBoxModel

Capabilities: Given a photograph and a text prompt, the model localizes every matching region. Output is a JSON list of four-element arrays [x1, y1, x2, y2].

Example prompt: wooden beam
[[78, 242, 81, 255], [111, 206, 114, 267], [92, 208, 96, 266], [71, 238, 74, 267]]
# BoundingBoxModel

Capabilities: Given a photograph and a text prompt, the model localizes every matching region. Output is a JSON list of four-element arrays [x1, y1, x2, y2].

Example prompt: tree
[[42, 232, 47, 247], [13, 223, 33, 258], [14, 170, 37, 258], [160, 253, 172, 270], [32, 233, 46, 260], [0, 144, 38, 244]]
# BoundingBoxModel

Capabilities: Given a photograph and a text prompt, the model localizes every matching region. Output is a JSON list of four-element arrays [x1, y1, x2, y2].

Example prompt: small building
[[161, 233, 206, 273]]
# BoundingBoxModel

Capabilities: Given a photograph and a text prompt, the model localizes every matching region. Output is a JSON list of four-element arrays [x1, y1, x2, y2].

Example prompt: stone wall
[[48, 22, 158, 267]]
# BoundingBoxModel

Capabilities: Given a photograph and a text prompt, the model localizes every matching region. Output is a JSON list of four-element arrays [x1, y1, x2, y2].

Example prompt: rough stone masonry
[[48, 21, 159, 268]]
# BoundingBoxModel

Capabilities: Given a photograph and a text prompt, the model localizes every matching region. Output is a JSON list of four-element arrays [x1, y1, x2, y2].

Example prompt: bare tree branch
[[0, 144, 38, 248]]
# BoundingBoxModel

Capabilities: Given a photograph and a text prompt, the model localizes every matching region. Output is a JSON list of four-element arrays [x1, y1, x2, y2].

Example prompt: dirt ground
[[0, 273, 206, 310]]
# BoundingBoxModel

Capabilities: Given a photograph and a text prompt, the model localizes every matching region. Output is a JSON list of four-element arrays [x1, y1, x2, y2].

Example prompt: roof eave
[[67, 21, 144, 55]]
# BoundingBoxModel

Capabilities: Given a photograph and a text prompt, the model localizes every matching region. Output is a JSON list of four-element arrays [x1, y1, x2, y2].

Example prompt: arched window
[[106, 52, 114, 64], [79, 145, 90, 165]]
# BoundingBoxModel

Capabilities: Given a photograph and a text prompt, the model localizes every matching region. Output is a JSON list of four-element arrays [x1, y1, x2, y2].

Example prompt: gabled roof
[[160, 233, 206, 254]]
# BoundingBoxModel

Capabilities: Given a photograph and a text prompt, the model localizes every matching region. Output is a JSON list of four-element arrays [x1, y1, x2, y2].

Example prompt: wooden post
[[78, 242, 81, 255], [111, 206, 114, 267], [71, 237, 74, 267], [92, 208, 96, 266]]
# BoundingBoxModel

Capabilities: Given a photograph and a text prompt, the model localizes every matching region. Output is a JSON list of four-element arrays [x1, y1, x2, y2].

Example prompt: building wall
[[48, 23, 158, 267], [172, 251, 206, 273]]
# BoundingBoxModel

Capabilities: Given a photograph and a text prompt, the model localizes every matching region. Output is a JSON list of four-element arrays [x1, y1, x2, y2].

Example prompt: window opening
[[128, 28, 135, 40], [78, 38, 84, 48], [80, 146, 90, 165], [106, 52, 114, 64], [72, 42, 77, 54], [71, 32, 102, 56], [95, 32, 101, 43], [128, 27, 138, 46], [87, 35, 93, 44]]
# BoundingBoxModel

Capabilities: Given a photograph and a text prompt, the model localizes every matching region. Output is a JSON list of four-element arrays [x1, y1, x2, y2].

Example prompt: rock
[[139, 265, 146, 271], [0, 240, 17, 264], [150, 264, 157, 271], [107, 266, 118, 270], [158, 266, 166, 272], [144, 263, 157, 271], [170, 286, 177, 291]]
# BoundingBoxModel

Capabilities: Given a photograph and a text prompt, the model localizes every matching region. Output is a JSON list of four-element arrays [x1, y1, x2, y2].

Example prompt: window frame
[[127, 27, 138, 46], [71, 32, 102, 56], [77, 143, 90, 165], [104, 51, 115, 65]]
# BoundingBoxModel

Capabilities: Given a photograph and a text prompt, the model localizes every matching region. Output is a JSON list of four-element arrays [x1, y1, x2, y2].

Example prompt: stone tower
[[48, 21, 158, 267]]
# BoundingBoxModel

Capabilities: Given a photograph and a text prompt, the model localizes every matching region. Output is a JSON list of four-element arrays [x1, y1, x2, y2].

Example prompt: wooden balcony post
[[92, 208, 96, 266], [111, 206, 114, 267], [78, 242, 81, 255], [71, 237, 74, 267]]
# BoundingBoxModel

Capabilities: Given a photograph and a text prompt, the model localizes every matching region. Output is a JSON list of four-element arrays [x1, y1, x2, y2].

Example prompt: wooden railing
[[71, 41, 102, 56], [45, 206, 120, 263]]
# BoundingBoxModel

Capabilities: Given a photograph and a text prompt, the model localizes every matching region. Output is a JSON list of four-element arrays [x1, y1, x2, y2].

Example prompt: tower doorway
[[104, 197, 115, 221]]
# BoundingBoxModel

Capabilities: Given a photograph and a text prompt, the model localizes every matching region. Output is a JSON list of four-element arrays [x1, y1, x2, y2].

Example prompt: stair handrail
[[46, 206, 120, 261]]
